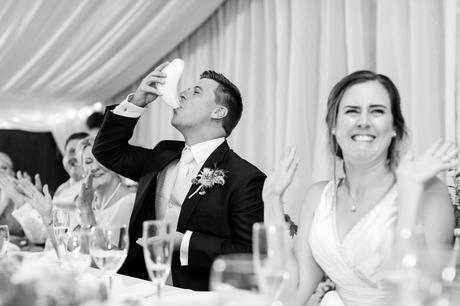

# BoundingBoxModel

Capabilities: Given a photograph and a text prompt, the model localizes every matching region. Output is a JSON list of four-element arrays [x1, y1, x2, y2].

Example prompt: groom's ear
[[211, 105, 228, 120]]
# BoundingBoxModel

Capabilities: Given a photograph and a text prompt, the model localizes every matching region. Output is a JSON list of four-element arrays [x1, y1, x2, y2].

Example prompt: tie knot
[[180, 147, 194, 164]]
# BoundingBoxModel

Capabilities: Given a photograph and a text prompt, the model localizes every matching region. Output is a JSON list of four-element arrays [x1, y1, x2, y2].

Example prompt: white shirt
[[113, 100, 225, 266]]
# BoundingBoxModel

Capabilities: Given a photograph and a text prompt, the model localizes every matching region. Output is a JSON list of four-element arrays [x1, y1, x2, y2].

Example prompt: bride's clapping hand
[[262, 147, 300, 204], [396, 140, 460, 186]]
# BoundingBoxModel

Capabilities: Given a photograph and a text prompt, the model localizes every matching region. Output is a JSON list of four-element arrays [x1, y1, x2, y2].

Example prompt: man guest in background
[[93, 62, 265, 290]]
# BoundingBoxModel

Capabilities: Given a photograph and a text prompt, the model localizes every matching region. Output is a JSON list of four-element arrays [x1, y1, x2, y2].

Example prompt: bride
[[263, 70, 459, 306]]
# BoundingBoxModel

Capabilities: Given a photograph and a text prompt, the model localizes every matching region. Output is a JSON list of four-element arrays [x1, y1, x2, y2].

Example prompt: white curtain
[[123, 0, 459, 219], [0, 0, 224, 151]]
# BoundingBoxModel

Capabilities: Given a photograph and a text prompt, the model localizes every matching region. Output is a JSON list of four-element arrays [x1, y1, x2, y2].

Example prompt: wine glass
[[142, 220, 173, 299], [0, 225, 9, 256], [52, 208, 71, 255], [210, 253, 267, 306], [90, 224, 129, 292], [63, 227, 92, 275], [252, 223, 290, 303]]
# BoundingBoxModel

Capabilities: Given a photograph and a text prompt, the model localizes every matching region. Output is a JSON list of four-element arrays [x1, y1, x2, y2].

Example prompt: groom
[[92, 62, 265, 290]]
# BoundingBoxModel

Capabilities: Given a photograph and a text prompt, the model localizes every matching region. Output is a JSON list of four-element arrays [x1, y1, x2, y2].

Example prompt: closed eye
[[193, 86, 203, 95], [344, 108, 359, 114]]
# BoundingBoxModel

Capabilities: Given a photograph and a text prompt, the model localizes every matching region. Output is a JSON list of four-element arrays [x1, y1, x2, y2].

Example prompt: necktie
[[170, 147, 194, 205]]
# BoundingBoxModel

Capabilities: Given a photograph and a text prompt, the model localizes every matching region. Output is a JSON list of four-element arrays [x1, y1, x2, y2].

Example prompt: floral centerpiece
[[0, 253, 108, 306]]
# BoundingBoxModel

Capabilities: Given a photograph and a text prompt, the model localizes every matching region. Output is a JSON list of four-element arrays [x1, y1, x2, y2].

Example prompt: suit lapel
[[177, 141, 229, 232]]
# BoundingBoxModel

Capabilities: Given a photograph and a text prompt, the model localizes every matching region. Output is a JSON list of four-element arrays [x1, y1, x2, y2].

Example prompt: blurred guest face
[[81, 147, 117, 189], [0, 154, 13, 176], [63, 139, 84, 180], [335, 81, 395, 165], [171, 78, 219, 132]]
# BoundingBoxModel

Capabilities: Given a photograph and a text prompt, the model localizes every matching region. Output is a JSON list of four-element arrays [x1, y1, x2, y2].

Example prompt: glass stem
[[109, 274, 113, 292], [157, 282, 161, 299]]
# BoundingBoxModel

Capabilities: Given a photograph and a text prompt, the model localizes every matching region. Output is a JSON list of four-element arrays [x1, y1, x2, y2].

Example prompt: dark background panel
[[0, 129, 69, 195]]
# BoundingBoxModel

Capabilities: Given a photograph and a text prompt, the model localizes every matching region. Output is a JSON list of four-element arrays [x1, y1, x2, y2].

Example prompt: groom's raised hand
[[130, 61, 170, 107]]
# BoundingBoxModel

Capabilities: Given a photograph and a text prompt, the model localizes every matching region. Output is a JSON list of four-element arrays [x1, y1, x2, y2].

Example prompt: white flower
[[189, 167, 227, 198]]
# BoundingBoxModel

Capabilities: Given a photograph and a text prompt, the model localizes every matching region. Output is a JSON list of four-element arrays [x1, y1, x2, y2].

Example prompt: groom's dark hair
[[200, 70, 242, 136]]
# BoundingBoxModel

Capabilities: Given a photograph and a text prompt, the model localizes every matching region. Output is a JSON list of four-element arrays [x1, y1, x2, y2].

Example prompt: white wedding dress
[[309, 180, 398, 306]]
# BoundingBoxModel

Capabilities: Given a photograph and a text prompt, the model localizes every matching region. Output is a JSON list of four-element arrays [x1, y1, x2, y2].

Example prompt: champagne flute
[[210, 253, 267, 306], [253, 223, 290, 303], [0, 225, 9, 256], [90, 224, 129, 292], [63, 228, 92, 275], [142, 220, 173, 299], [52, 208, 71, 254]]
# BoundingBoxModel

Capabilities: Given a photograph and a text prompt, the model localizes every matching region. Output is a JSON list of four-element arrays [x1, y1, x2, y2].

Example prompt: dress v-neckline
[[332, 180, 396, 246]]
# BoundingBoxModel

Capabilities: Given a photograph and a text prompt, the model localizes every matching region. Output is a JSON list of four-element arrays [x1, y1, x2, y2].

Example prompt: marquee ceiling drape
[[0, 0, 224, 148]]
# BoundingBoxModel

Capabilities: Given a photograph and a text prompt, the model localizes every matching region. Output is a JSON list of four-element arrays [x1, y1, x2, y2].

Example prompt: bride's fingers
[[285, 147, 297, 169], [287, 159, 300, 180], [445, 158, 460, 170], [426, 139, 443, 156], [433, 142, 453, 159], [440, 146, 459, 163]]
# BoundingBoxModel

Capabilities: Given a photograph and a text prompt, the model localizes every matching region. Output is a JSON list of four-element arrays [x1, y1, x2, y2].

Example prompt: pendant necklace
[[346, 178, 396, 213], [97, 182, 121, 210]]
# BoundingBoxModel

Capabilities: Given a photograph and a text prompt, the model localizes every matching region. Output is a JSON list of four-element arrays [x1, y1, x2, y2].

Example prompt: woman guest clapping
[[76, 137, 135, 228], [263, 70, 459, 306], [16, 137, 135, 249]]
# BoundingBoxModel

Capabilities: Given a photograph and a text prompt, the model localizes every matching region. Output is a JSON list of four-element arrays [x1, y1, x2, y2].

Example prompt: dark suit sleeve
[[92, 106, 151, 182], [187, 171, 265, 270]]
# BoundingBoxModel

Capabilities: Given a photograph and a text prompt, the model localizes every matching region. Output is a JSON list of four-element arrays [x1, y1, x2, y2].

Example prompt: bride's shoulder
[[300, 180, 330, 214], [305, 180, 330, 198]]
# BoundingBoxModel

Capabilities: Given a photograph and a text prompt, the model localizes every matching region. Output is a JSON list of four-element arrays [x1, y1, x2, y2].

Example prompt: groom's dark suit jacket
[[92, 107, 265, 290]]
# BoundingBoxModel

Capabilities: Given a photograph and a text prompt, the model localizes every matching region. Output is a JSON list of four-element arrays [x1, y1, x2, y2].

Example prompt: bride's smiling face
[[335, 81, 395, 165]]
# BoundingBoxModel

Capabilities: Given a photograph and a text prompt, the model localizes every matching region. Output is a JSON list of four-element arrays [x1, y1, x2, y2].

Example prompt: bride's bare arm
[[287, 182, 327, 306], [396, 140, 459, 250], [262, 147, 326, 305]]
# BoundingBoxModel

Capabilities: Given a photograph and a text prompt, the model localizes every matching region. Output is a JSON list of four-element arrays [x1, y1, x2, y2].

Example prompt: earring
[[392, 131, 397, 137], [331, 128, 336, 135]]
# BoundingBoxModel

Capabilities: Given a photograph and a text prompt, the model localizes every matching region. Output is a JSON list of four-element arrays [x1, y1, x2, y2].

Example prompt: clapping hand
[[15, 175, 52, 221], [130, 62, 169, 107], [262, 147, 300, 204], [396, 140, 460, 186], [0, 171, 26, 207], [77, 174, 94, 211]]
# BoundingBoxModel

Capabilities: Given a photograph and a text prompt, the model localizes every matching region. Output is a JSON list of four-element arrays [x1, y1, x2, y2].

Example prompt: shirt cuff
[[12, 203, 47, 244], [112, 100, 145, 118], [11, 202, 35, 221], [180, 230, 193, 266]]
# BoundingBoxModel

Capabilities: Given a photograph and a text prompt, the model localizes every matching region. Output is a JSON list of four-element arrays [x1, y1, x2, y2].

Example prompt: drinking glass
[[142, 220, 173, 299], [210, 253, 267, 306], [253, 223, 290, 303], [90, 225, 129, 292], [63, 228, 92, 275], [384, 248, 460, 306], [0, 225, 9, 256], [52, 208, 71, 254]]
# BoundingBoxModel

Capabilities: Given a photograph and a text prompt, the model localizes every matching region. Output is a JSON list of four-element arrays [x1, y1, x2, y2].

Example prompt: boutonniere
[[189, 167, 227, 199]]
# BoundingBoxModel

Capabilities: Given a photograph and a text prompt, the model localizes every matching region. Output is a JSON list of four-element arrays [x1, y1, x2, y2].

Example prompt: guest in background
[[53, 132, 88, 209], [86, 112, 104, 138], [263, 71, 459, 305], [76, 137, 135, 228], [0, 153, 24, 237]]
